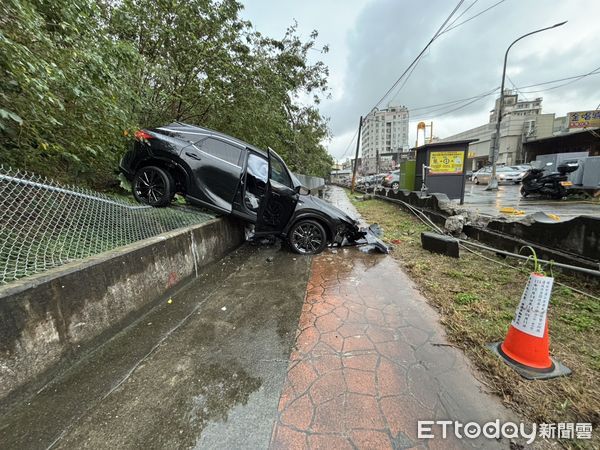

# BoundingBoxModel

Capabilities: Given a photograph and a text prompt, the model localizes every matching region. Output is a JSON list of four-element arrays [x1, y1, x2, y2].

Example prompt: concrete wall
[[0, 217, 244, 403], [369, 186, 599, 272]]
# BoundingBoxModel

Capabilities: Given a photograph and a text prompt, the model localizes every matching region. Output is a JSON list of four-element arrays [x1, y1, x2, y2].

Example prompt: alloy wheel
[[135, 168, 166, 204], [290, 222, 325, 254]]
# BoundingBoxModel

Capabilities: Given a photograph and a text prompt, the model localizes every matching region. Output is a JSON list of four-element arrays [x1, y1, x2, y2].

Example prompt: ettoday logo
[[418, 420, 593, 444]]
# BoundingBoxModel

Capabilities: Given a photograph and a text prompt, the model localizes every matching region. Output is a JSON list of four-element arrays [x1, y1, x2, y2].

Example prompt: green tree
[[1, 0, 333, 188], [0, 0, 140, 188]]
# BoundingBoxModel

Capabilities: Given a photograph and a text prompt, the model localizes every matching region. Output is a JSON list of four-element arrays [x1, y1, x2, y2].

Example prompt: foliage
[[0, 0, 333, 189]]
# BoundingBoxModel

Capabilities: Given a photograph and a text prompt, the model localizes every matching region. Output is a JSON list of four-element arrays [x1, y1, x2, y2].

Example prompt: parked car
[[381, 170, 400, 189], [120, 123, 387, 254], [472, 166, 526, 185]]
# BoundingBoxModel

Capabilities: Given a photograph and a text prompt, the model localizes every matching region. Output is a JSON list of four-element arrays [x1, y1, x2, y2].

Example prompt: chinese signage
[[512, 274, 553, 338], [429, 150, 464, 174], [568, 110, 600, 128]]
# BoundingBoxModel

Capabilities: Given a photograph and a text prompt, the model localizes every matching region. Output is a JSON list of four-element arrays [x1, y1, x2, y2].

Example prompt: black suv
[[120, 123, 386, 254]]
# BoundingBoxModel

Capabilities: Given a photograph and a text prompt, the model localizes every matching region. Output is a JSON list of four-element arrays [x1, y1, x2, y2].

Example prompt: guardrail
[[294, 173, 326, 196]]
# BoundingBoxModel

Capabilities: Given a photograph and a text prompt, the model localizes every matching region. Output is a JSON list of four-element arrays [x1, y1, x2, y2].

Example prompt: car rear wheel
[[391, 181, 399, 190], [474, 177, 479, 185], [288, 220, 328, 255], [133, 166, 174, 207]]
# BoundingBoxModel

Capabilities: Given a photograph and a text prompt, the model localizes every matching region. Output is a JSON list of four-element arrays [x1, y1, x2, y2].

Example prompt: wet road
[[0, 244, 311, 449], [0, 186, 517, 449], [271, 248, 512, 449], [461, 183, 600, 220]]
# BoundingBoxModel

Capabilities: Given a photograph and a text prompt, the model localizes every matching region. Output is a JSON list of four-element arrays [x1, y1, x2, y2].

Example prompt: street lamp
[[486, 21, 567, 191]]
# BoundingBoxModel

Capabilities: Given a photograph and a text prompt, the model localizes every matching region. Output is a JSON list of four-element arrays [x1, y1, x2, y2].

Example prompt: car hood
[[298, 194, 357, 224]]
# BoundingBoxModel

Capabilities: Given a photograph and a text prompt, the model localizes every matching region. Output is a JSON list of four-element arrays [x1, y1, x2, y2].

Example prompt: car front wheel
[[391, 181, 399, 190], [133, 166, 174, 207], [288, 220, 328, 255], [474, 177, 479, 185]]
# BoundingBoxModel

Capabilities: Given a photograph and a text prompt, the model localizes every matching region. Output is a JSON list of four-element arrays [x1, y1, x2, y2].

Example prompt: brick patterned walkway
[[269, 247, 510, 449]]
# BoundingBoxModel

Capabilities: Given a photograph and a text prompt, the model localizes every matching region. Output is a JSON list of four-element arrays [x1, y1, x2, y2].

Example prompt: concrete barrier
[[365, 185, 599, 274], [0, 217, 244, 404]]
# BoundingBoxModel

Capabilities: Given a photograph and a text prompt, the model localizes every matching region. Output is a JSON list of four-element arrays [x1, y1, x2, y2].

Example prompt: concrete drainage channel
[[0, 217, 245, 406]]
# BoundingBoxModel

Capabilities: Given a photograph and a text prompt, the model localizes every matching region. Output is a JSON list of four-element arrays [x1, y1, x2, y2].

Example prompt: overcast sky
[[241, 0, 600, 161]]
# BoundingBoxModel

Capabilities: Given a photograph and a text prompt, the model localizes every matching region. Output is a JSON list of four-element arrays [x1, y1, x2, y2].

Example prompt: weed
[[455, 292, 479, 305]]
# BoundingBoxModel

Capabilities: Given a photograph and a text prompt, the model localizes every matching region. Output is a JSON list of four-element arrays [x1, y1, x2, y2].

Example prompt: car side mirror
[[295, 186, 310, 195]]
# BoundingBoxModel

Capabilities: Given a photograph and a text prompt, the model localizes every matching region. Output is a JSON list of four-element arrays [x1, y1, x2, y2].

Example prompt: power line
[[409, 87, 498, 121], [408, 68, 600, 121], [405, 68, 600, 117], [444, 0, 480, 30], [518, 65, 600, 94], [389, 0, 508, 106], [340, 127, 359, 158], [439, 0, 507, 35], [371, 0, 466, 111], [340, 0, 510, 159], [338, 1, 466, 160]]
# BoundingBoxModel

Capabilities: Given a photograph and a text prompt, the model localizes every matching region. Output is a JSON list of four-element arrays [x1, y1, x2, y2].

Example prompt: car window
[[270, 155, 292, 187], [247, 153, 268, 182], [197, 137, 242, 166]]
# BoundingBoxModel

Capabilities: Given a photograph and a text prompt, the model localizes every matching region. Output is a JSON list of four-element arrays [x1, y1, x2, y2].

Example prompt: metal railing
[[0, 166, 215, 285]]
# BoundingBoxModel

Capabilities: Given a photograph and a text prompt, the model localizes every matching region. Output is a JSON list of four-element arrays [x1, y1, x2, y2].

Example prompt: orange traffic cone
[[489, 274, 571, 380]]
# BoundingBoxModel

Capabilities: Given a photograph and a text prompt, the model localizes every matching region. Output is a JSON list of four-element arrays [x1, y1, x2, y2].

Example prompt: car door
[[479, 167, 490, 183], [183, 136, 244, 213], [255, 148, 298, 234]]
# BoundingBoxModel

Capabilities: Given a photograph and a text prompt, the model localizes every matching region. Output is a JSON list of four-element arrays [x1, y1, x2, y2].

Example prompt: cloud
[[321, 0, 600, 159]]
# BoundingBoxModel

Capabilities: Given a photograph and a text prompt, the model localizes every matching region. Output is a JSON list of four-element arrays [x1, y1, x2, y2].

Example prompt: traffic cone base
[[489, 342, 571, 380]]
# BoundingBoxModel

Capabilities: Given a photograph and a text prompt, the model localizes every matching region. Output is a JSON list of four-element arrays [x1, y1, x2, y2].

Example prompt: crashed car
[[120, 123, 388, 254]]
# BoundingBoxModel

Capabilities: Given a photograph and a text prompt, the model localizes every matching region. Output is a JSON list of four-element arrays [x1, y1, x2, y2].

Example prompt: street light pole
[[486, 21, 567, 191]]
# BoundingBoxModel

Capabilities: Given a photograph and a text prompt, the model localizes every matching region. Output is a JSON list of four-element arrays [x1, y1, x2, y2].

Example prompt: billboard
[[429, 150, 464, 174], [568, 110, 600, 129]]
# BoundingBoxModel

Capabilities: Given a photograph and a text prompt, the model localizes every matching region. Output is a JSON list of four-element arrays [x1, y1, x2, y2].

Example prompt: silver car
[[472, 166, 526, 185]]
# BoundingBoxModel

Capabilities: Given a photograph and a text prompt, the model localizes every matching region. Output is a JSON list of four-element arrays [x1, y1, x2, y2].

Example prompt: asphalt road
[[461, 182, 600, 220]]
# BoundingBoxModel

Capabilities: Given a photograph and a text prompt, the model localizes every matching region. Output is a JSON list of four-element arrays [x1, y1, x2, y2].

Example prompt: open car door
[[255, 148, 298, 235]]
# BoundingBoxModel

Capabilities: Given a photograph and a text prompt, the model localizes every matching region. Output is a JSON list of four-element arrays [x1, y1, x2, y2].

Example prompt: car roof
[[155, 122, 268, 158]]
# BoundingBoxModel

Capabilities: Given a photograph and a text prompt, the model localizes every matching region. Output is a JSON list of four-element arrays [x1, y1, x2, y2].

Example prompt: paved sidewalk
[[270, 187, 515, 449]]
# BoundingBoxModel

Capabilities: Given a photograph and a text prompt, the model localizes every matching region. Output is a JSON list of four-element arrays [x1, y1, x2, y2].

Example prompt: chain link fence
[[0, 166, 216, 285]]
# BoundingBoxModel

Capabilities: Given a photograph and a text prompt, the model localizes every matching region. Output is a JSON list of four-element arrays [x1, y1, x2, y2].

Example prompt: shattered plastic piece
[[167, 298, 173, 304], [266, 256, 274, 262], [391, 239, 401, 244], [352, 224, 390, 254], [221, 306, 227, 311]]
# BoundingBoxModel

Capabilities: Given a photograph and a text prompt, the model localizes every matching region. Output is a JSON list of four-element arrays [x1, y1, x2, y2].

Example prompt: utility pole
[[486, 21, 567, 191], [351, 116, 363, 194]]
